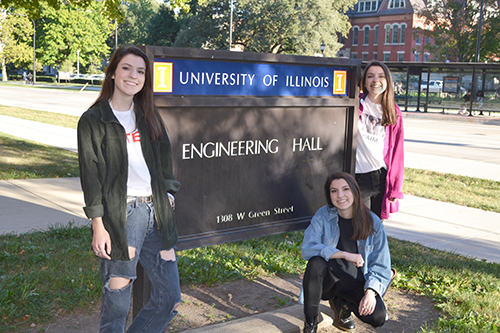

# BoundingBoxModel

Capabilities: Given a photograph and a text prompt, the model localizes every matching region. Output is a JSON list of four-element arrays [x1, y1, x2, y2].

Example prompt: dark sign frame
[[144, 46, 361, 250]]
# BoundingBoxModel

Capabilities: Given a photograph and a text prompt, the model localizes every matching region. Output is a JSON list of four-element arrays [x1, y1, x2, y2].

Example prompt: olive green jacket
[[77, 101, 181, 261]]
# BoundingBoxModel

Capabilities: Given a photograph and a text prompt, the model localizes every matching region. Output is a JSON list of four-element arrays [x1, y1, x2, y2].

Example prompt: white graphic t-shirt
[[355, 96, 387, 173], [111, 101, 152, 196]]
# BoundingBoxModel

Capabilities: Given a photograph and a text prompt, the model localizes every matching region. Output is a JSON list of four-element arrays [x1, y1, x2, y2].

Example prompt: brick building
[[338, 0, 432, 62]]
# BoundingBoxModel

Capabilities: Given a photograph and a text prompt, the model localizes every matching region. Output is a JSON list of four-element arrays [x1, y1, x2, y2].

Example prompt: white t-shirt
[[111, 101, 152, 196], [355, 96, 387, 173]]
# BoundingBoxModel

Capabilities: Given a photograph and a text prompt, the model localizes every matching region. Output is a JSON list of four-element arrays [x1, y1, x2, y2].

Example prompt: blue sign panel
[[153, 58, 348, 97]]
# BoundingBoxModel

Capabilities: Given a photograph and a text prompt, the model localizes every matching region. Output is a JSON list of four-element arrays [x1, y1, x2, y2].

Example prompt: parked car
[[420, 80, 443, 93], [69, 74, 86, 80], [88, 73, 105, 81]]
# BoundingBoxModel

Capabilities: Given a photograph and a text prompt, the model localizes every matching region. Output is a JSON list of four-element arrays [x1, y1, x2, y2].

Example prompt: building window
[[389, 0, 405, 8], [424, 53, 430, 62], [425, 36, 431, 45], [353, 27, 359, 45], [393, 25, 399, 43], [397, 52, 404, 62], [362, 53, 369, 61], [340, 35, 345, 44], [373, 52, 378, 60], [374, 26, 379, 45], [414, 52, 420, 62], [400, 25, 406, 44], [416, 34, 421, 44], [385, 26, 391, 43], [363, 27, 370, 45], [384, 52, 390, 61], [352, 52, 358, 59], [358, 0, 378, 12]]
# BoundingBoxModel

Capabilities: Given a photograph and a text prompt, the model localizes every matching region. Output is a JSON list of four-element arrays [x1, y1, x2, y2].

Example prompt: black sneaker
[[329, 297, 355, 332], [303, 315, 318, 333]]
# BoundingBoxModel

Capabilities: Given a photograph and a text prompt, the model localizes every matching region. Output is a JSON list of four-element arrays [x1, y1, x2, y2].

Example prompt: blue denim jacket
[[301, 205, 392, 297]]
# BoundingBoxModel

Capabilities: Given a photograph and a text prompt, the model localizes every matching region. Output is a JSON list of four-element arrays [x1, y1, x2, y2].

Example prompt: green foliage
[[417, 0, 500, 62], [60, 58, 74, 73], [0, 9, 33, 80], [145, 3, 180, 46], [174, 0, 356, 56], [36, 2, 111, 68], [0, 0, 124, 20], [118, 0, 159, 46]]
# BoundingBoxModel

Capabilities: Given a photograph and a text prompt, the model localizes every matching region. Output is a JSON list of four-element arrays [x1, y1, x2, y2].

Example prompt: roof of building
[[347, 0, 426, 18]]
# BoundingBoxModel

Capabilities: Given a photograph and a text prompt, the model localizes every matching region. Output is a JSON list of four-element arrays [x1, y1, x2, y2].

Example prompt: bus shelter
[[378, 61, 500, 116]]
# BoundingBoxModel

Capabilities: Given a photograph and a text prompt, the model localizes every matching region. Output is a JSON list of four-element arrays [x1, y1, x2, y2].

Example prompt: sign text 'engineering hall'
[[182, 137, 323, 160], [153, 58, 348, 97]]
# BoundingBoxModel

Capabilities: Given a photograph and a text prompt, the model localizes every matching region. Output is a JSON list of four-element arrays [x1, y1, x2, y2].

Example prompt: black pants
[[355, 168, 387, 219], [303, 256, 386, 327]]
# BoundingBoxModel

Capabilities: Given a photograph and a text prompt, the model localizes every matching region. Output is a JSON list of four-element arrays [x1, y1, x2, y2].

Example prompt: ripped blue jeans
[[99, 201, 182, 333]]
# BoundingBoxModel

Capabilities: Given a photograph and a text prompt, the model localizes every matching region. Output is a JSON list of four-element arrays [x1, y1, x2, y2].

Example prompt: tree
[[0, 0, 124, 20], [60, 58, 73, 73], [36, 2, 111, 71], [417, 0, 500, 62], [118, 0, 159, 46], [0, 9, 32, 81], [174, 0, 356, 56], [145, 3, 180, 46]]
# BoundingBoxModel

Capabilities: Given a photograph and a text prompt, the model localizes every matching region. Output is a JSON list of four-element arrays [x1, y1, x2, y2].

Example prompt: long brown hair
[[361, 61, 398, 126], [91, 45, 163, 141], [324, 172, 374, 240]]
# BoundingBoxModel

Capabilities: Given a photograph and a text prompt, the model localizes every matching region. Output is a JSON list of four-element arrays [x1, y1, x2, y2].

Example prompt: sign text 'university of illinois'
[[153, 58, 348, 97]]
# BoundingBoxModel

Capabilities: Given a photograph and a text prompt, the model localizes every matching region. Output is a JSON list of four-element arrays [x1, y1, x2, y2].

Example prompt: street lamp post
[[470, 0, 485, 117], [77, 50, 80, 75], [320, 43, 325, 55], [475, 0, 484, 63], [229, 0, 233, 51], [7, 12, 35, 85]]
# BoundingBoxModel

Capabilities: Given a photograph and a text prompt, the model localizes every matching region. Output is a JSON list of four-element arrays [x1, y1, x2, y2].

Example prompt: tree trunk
[[2, 59, 8, 81]]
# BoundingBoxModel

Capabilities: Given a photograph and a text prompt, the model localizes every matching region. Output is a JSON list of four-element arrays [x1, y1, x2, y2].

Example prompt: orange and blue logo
[[332, 70, 347, 96], [154, 62, 173, 93]]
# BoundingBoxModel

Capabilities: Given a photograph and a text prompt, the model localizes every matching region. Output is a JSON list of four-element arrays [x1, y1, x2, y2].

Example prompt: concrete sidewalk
[[1, 177, 498, 263]]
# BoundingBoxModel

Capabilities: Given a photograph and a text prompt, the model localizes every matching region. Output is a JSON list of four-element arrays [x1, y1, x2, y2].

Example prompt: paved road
[[1, 84, 499, 180], [0, 84, 98, 116], [403, 116, 500, 181], [404, 118, 500, 165]]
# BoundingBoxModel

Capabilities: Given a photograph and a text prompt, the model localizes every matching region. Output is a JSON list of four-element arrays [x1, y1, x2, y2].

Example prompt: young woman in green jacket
[[77, 45, 181, 333]]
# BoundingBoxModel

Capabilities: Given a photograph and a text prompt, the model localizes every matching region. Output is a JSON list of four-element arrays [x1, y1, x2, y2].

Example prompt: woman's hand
[[92, 217, 112, 260], [359, 289, 377, 316], [344, 252, 364, 267], [168, 193, 175, 210], [389, 197, 398, 203]]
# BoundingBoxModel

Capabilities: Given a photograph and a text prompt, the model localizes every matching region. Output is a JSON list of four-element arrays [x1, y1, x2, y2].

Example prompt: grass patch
[[0, 105, 79, 129], [391, 238, 500, 332], [0, 223, 100, 332], [1, 227, 500, 332], [404, 168, 500, 213], [0, 133, 79, 180]]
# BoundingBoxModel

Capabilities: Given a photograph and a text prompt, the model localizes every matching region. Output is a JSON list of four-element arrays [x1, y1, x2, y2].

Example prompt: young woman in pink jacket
[[355, 61, 404, 220]]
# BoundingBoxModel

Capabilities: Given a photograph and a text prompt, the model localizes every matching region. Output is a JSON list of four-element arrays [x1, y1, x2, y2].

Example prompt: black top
[[336, 216, 364, 282]]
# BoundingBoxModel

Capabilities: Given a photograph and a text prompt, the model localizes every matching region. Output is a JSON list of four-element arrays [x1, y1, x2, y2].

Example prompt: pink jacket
[[359, 95, 404, 219]]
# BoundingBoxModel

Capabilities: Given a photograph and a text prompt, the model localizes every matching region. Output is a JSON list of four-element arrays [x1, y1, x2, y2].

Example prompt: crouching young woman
[[301, 172, 393, 332]]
